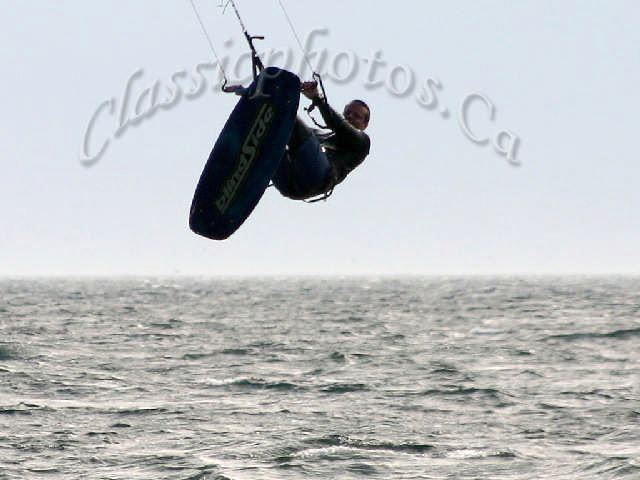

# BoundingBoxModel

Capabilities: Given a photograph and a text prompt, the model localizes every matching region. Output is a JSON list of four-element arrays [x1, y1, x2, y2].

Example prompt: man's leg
[[272, 119, 331, 199], [287, 117, 314, 153]]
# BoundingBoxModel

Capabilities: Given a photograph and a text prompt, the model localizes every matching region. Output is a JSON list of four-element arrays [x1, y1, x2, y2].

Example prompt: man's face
[[343, 102, 369, 131]]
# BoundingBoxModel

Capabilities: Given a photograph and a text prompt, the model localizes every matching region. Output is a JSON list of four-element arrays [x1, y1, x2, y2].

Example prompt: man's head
[[344, 100, 370, 131]]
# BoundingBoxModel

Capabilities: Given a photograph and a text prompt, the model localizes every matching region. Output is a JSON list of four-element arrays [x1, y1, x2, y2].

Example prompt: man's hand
[[301, 81, 319, 100], [222, 84, 245, 94]]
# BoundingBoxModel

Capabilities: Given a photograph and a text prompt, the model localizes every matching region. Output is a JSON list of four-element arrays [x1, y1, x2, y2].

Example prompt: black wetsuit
[[272, 99, 371, 200]]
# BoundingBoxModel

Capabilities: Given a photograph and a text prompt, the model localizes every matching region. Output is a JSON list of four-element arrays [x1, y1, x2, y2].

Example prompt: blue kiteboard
[[189, 67, 301, 240]]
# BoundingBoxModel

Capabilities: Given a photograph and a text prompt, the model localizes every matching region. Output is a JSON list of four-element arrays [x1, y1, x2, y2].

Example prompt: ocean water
[[0, 277, 638, 480]]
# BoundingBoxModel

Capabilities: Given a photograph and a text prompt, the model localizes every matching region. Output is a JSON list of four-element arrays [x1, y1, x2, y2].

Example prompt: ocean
[[0, 277, 638, 479]]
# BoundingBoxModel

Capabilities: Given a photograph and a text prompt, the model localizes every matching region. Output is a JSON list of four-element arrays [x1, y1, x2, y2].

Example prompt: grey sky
[[1, 1, 638, 275]]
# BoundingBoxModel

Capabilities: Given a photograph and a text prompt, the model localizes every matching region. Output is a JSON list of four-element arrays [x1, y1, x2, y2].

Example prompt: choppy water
[[1, 277, 639, 479]]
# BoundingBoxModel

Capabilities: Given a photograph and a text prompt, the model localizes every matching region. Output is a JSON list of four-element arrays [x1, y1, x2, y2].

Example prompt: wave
[[445, 448, 517, 459], [430, 362, 461, 374], [320, 383, 369, 394], [110, 422, 132, 428], [0, 344, 16, 360], [275, 435, 433, 463], [206, 377, 303, 391], [0, 407, 33, 416], [330, 352, 346, 362], [580, 456, 640, 478], [26, 467, 60, 474], [0, 403, 53, 415], [313, 435, 432, 453], [114, 407, 169, 415], [421, 386, 506, 399], [220, 348, 252, 355], [149, 319, 184, 329], [549, 327, 640, 341], [233, 378, 301, 391], [182, 348, 252, 360]]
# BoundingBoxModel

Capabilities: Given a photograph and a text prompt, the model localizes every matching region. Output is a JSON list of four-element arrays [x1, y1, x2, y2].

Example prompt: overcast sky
[[1, 1, 638, 275]]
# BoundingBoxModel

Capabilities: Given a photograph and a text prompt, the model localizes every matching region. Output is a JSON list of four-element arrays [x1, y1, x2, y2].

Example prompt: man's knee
[[288, 118, 313, 153]]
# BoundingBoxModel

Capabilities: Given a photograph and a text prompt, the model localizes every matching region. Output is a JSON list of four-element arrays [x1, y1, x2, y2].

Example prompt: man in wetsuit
[[226, 79, 371, 200], [273, 80, 371, 200]]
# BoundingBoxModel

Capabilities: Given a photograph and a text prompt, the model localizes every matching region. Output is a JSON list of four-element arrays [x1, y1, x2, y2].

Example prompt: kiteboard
[[189, 67, 301, 240]]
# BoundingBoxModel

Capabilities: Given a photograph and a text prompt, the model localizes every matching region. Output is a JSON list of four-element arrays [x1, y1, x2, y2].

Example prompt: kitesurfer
[[225, 79, 371, 200]]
